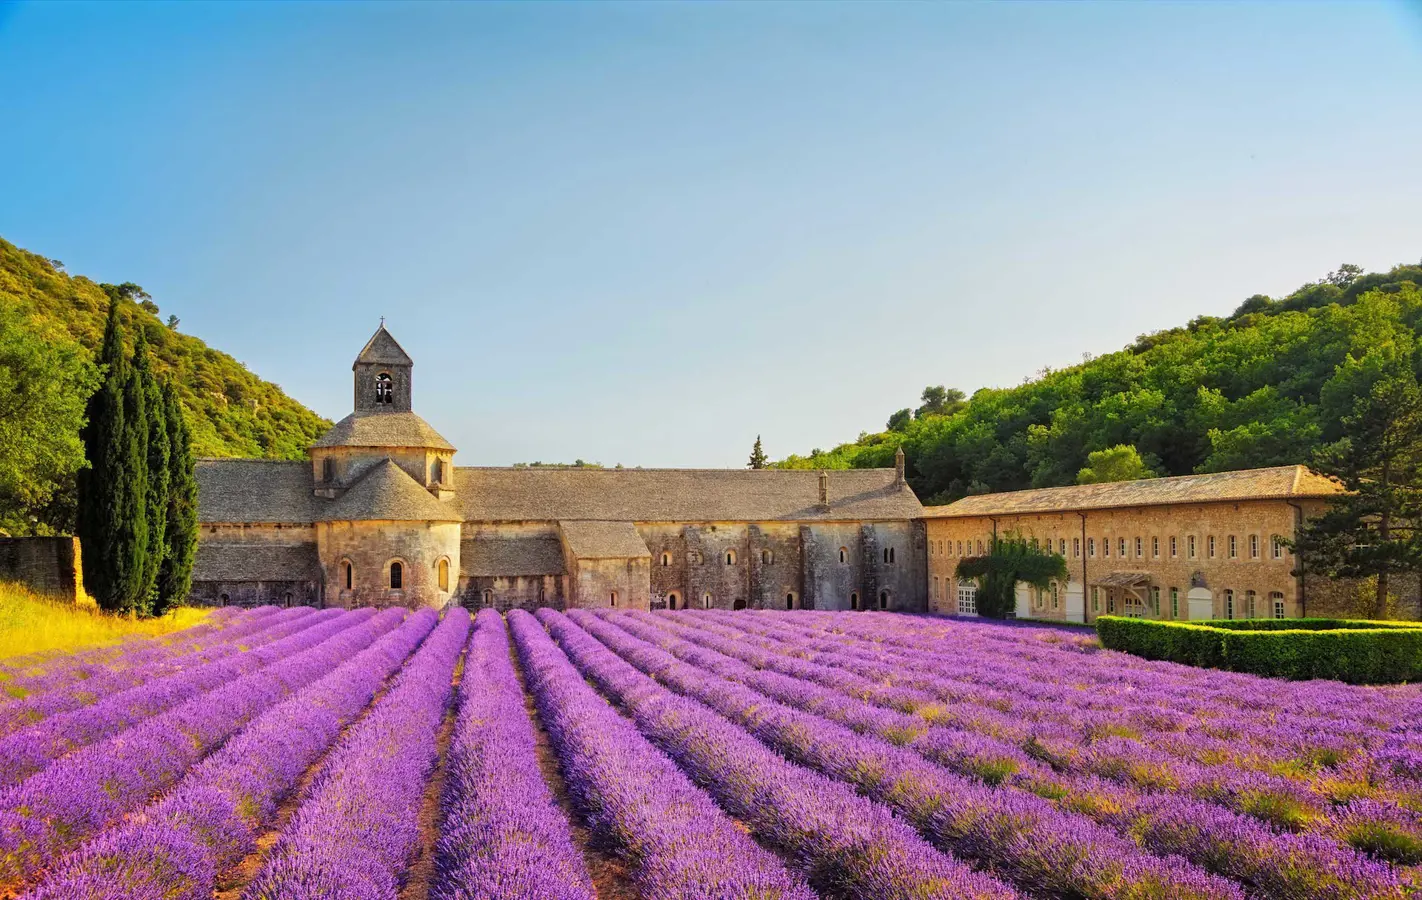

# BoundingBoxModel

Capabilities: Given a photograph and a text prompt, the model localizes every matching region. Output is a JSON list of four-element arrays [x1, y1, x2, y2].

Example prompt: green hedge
[[1095, 616, 1422, 684]]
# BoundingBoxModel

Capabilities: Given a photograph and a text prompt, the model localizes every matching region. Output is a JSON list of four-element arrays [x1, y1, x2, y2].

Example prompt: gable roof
[[312, 411, 455, 450], [559, 521, 651, 560], [453, 467, 923, 522], [353, 324, 412, 368], [197, 459, 315, 524], [317, 459, 463, 522], [922, 465, 1343, 519], [461, 537, 566, 576]]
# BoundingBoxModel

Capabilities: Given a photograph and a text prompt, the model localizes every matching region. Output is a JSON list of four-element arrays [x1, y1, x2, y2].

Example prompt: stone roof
[[312, 411, 455, 450], [454, 467, 923, 522], [354, 324, 412, 368], [558, 521, 651, 560], [193, 542, 322, 582], [461, 537, 566, 577], [317, 459, 463, 523], [197, 460, 315, 524], [923, 465, 1343, 519]]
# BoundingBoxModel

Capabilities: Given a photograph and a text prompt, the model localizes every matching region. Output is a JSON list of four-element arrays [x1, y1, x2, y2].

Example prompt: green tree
[[915, 386, 966, 419], [156, 382, 197, 615], [132, 329, 169, 613], [748, 435, 768, 469], [77, 298, 132, 611], [886, 408, 913, 433], [955, 533, 1068, 619], [114, 298, 151, 615], [0, 305, 96, 534], [1076, 444, 1157, 485], [1293, 349, 1422, 618]]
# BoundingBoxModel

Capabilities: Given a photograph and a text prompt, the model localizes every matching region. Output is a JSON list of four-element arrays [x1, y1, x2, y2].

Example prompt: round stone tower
[[310, 324, 462, 608]]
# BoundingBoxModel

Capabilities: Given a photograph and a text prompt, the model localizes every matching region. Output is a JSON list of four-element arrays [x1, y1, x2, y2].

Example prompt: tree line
[[76, 291, 198, 616]]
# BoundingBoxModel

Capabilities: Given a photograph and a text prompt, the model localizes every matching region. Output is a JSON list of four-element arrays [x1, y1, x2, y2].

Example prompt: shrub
[[1095, 616, 1422, 684]]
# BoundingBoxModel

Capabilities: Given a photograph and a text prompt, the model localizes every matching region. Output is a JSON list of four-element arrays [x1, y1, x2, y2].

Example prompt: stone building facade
[[192, 325, 928, 613], [923, 467, 1347, 623]]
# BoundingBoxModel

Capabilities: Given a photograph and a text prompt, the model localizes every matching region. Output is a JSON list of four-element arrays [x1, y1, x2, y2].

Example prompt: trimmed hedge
[[1095, 616, 1422, 684]]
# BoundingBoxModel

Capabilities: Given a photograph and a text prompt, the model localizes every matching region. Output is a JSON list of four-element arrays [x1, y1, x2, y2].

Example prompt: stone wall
[[459, 574, 567, 611], [189, 579, 321, 608], [0, 537, 83, 602], [317, 520, 461, 609]]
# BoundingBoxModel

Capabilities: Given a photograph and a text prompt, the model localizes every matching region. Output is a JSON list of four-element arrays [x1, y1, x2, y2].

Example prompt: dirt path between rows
[[397, 653, 465, 900]]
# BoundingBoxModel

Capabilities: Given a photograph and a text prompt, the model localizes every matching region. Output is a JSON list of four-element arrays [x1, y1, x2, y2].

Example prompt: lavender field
[[0, 604, 1418, 900]]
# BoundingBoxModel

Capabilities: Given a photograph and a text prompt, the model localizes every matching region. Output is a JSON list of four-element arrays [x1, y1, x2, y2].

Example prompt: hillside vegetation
[[0, 237, 330, 532], [778, 260, 1422, 504], [0, 581, 209, 663]]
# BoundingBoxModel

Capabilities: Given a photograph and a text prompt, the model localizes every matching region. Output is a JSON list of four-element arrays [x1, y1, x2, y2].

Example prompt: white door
[[1065, 581, 1085, 623], [1187, 587, 1213, 620]]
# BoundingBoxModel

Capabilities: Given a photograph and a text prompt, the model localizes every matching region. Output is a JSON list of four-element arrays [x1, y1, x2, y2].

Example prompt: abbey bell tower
[[353, 322, 414, 413]]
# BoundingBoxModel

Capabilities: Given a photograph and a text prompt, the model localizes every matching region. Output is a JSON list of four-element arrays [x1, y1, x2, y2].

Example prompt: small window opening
[[283, 591, 293, 607], [786, 593, 795, 610], [322, 457, 334, 483], [733, 599, 747, 610], [661, 552, 672, 567], [839, 547, 848, 564], [703, 592, 712, 609], [344, 561, 353, 590], [850, 592, 859, 611], [610, 592, 618, 607], [375, 372, 393, 405], [762, 549, 773, 565], [389, 561, 403, 590], [438, 558, 449, 592], [879, 590, 889, 610], [725, 550, 736, 566], [667, 592, 679, 610], [219, 593, 230, 607]]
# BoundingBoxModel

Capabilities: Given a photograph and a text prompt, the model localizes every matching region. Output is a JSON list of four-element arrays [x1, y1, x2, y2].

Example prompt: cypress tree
[[132, 329, 168, 614], [156, 382, 197, 615], [77, 297, 128, 611], [114, 322, 150, 615]]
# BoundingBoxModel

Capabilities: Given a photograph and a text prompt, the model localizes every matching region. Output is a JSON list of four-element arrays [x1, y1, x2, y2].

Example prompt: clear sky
[[2, 2, 1421, 467]]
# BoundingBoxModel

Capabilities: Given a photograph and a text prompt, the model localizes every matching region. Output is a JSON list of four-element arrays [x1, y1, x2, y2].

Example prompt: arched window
[[703, 592, 712, 609], [437, 558, 449, 592], [883, 547, 890, 564], [322, 457, 334, 483], [610, 592, 618, 607], [283, 591, 293, 607], [879, 590, 889, 610], [434, 459, 446, 484], [733, 599, 746, 610], [850, 592, 859, 611], [661, 552, 671, 567], [1271, 591, 1285, 619], [785, 592, 795, 610], [839, 547, 848, 564], [343, 561, 353, 590], [725, 550, 736, 566], [762, 549, 773, 565], [389, 561, 403, 590], [482, 589, 493, 607], [219, 593, 230, 607], [375, 372, 393, 405], [667, 592, 679, 610]]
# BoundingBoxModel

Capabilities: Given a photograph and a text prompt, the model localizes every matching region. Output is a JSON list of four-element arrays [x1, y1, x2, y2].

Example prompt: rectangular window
[[1103, 538, 1110, 558], [1246, 590, 1256, 618], [1272, 536, 1283, 560], [1170, 536, 1178, 558], [1170, 587, 1179, 619], [1092, 586, 1099, 612], [1250, 534, 1259, 559], [1228, 535, 1237, 559], [1073, 537, 1080, 558], [1152, 536, 1159, 558], [1135, 537, 1143, 558], [977, 540, 984, 555], [1119, 537, 1127, 557], [957, 541, 963, 556], [1088, 537, 1096, 558], [1059, 538, 1066, 555], [1188, 535, 1196, 559], [957, 583, 977, 616], [1207, 536, 1216, 559], [1150, 586, 1160, 616], [1225, 589, 1234, 620], [1271, 591, 1285, 619], [1051, 582, 1059, 609], [1107, 592, 1115, 614]]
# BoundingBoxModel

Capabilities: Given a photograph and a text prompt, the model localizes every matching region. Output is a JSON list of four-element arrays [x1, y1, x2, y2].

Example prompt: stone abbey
[[192, 325, 929, 612]]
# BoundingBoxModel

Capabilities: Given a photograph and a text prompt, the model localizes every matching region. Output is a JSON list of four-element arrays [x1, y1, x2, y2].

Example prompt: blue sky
[[3, 2, 1421, 467]]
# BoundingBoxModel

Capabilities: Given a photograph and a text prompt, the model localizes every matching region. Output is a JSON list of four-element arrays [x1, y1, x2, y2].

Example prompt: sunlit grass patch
[[0, 581, 210, 662]]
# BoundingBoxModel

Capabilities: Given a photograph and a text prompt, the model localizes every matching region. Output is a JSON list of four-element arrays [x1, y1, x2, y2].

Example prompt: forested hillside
[[777, 260, 1422, 505], [0, 237, 330, 533]]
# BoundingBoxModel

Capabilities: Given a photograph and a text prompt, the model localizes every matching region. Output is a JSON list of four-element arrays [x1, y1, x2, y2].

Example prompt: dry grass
[[0, 580, 211, 662]]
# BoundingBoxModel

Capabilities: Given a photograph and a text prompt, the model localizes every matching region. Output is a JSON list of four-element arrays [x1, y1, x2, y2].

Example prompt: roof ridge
[[449, 465, 898, 473]]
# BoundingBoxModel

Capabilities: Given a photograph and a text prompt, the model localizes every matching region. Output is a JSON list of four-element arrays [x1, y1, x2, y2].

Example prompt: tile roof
[[312, 411, 455, 450], [317, 459, 463, 522], [453, 467, 923, 522], [460, 537, 566, 577], [193, 542, 322, 582], [353, 324, 413, 368], [558, 521, 651, 560], [197, 460, 315, 524], [922, 465, 1343, 519]]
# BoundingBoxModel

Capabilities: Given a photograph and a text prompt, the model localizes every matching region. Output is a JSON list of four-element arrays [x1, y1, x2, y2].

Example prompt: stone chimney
[[894, 446, 906, 488], [818, 471, 831, 511]]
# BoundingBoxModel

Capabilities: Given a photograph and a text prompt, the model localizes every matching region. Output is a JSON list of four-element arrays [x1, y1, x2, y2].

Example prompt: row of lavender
[[687, 610, 1422, 862], [593, 608, 1419, 899]]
